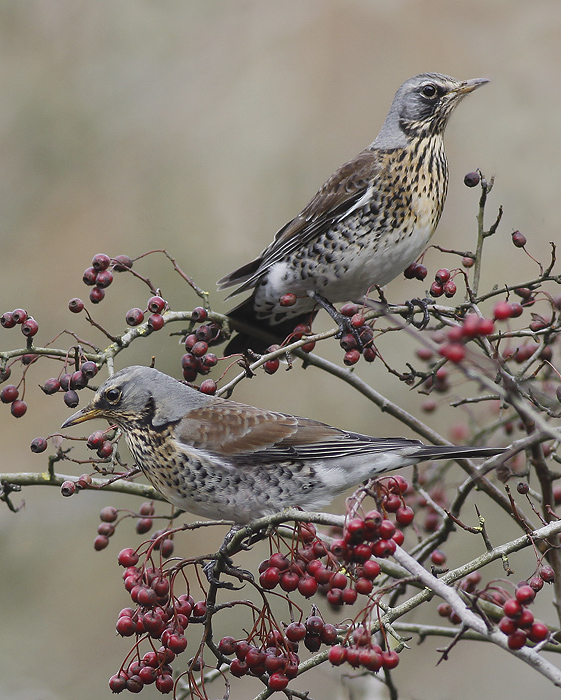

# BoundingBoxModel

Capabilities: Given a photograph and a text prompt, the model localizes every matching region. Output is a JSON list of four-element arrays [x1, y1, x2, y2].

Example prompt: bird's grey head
[[61, 365, 211, 431], [374, 73, 489, 148]]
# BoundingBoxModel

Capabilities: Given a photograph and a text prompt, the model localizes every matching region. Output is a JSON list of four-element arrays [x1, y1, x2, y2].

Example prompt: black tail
[[224, 296, 317, 356], [415, 445, 506, 460]]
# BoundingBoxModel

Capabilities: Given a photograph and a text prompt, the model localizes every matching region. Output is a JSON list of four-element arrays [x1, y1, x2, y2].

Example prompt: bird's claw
[[401, 298, 433, 329], [203, 557, 249, 590]]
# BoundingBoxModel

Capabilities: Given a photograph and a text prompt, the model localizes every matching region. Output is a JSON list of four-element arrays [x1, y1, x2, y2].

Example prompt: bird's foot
[[399, 298, 434, 329], [203, 525, 257, 589], [308, 291, 364, 349]]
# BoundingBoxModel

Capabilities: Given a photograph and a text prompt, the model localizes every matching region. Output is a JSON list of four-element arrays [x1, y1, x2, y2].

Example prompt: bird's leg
[[203, 525, 257, 589], [307, 291, 364, 348]]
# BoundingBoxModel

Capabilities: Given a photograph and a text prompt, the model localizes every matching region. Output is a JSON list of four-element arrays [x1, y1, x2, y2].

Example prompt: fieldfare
[[62, 366, 503, 524], [218, 73, 488, 354]]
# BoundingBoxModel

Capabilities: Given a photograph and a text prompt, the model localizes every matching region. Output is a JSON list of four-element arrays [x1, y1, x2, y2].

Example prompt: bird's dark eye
[[420, 84, 438, 98], [105, 387, 122, 404]]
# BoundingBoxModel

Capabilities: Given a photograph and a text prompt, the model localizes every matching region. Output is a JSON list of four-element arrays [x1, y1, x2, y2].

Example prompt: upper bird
[[218, 73, 488, 355], [62, 366, 503, 524]]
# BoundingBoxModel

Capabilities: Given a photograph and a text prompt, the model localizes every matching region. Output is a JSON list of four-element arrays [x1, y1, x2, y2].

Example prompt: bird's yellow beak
[[61, 406, 104, 429], [456, 77, 489, 95]]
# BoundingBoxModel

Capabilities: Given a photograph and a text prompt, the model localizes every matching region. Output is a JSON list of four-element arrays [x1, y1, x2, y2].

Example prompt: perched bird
[[218, 73, 488, 354], [62, 366, 503, 524]]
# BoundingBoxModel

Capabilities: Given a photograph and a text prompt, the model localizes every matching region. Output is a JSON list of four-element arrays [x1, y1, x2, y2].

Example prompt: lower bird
[[62, 366, 504, 524], [218, 73, 488, 354]]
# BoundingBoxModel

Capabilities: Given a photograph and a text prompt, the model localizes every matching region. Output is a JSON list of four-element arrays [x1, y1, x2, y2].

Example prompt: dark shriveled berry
[[30, 436, 48, 453], [40, 378, 61, 395], [113, 254, 133, 271], [68, 298, 84, 313], [92, 253, 111, 271], [63, 390, 79, 408], [464, 171, 480, 187], [512, 231, 527, 248], [125, 308, 144, 326]]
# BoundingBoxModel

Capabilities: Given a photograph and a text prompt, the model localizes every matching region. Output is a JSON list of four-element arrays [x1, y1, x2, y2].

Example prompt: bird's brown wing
[[173, 399, 423, 461], [217, 149, 383, 297]]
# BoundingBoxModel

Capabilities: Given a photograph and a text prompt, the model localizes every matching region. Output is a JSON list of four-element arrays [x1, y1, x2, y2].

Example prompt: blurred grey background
[[1, 2, 560, 699]]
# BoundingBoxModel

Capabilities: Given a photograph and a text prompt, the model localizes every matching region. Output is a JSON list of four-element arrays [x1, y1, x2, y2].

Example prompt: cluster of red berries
[[81, 253, 133, 304], [1, 307, 39, 338], [438, 313, 495, 364], [337, 304, 376, 366], [498, 583, 550, 650], [403, 262, 428, 281], [40, 359, 99, 410], [180, 308, 224, 392], [438, 570, 552, 650], [1, 379, 28, 417], [218, 616, 333, 691], [429, 268, 457, 299], [110, 548, 198, 693], [125, 295, 169, 332], [328, 625, 399, 672]]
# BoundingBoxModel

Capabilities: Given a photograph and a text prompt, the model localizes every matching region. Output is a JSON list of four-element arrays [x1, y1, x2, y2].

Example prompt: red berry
[[100, 506, 118, 522], [191, 340, 208, 357], [415, 264, 428, 280], [218, 636, 237, 655], [89, 286, 105, 304], [328, 645, 347, 666], [199, 379, 217, 395], [81, 361, 98, 379], [362, 560, 381, 580], [528, 621, 549, 643], [378, 519, 396, 540], [0, 312, 15, 328], [297, 575, 318, 598], [354, 577, 373, 595], [264, 358, 280, 374], [509, 302, 523, 318], [430, 549, 447, 566], [11, 309, 27, 324], [155, 674, 174, 693], [512, 231, 527, 248], [20, 317, 38, 337], [30, 436, 48, 453], [94, 534, 109, 551], [395, 505, 414, 526], [82, 267, 97, 286], [191, 306, 208, 322], [503, 598, 522, 618], [464, 171, 480, 187], [125, 308, 144, 326], [341, 303, 359, 317], [439, 343, 465, 363], [268, 673, 289, 691], [259, 567, 281, 590], [515, 585, 536, 605], [499, 616, 518, 635], [493, 301, 512, 320], [443, 280, 457, 298], [381, 650, 400, 669], [507, 630, 527, 649], [70, 370, 87, 390], [10, 399, 27, 417], [330, 572, 348, 590], [147, 296, 166, 313], [477, 318, 495, 336], [60, 480, 76, 497], [1, 384, 18, 403], [147, 313, 164, 331], [430, 281, 443, 297], [280, 293, 297, 307], [109, 674, 127, 693], [286, 622, 307, 642], [96, 269, 113, 288], [529, 575, 544, 592], [92, 253, 111, 271], [118, 548, 139, 567], [350, 313, 365, 328], [435, 268, 450, 284], [116, 615, 136, 636], [343, 349, 361, 366], [539, 565, 555, 583], [113, 255, 133, 271], [403, 263, 418, 279], [229, 658, 248, 677], [63, 390, 79, 408]]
